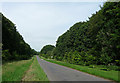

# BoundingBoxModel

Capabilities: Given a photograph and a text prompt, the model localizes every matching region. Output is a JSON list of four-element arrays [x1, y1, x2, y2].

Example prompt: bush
[[115, 60, 120, 66], [99, 54, 113, 65], [2, 50, 11, 61], [107, 65, 120, 71], [100, 68, 108, 71], [89, 65, 95, 68]]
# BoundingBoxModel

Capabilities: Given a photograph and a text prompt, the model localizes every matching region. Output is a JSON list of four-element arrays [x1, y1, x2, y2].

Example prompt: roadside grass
[[2, 57, 33, 81], [22, 56, 49, 81], [0, 65, 2, 82], [39, 56, 119, 82]]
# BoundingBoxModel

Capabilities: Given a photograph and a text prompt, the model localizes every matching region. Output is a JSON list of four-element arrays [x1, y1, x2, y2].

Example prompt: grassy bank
[[22, 56, 49, 81], [2, 57, 33, 81], [2, 56, 49, 82], [40, 56, 119, 82], [0, 65, 2, 82]]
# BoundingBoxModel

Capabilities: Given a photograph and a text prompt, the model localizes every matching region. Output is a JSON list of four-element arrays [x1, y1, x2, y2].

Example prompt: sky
[[1, 1, 104, 51]]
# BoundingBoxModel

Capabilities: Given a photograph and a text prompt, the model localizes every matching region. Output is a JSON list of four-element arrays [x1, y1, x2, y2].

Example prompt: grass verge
[[22, 56, 49, 81], [40, 56, 119, 82], [2, 57, 33, 81], [0, 65, 2, 82]]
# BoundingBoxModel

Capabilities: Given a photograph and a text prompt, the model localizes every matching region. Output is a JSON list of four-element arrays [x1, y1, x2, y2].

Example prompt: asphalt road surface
[[36, 56, 113, 82]]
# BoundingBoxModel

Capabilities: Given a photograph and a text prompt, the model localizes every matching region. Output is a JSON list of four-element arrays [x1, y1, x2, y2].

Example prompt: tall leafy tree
[[1, 13, 37, 61], [51, 2, 120, 65]]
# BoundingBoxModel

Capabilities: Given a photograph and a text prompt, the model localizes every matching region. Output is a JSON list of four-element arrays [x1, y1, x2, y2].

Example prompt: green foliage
[[51, 2, 120, 66], [40, 45, 55, 58], [63, 51, 84, 65], [89, 65, 96, 68], [2, 50, 11, 61], [40, 2, 120, 66], [1, 13, 37, 61]]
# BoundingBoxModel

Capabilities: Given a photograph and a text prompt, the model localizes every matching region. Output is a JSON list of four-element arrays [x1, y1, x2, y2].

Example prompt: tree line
[[40, 2, 120, 66], [1, 13, 38, 62]]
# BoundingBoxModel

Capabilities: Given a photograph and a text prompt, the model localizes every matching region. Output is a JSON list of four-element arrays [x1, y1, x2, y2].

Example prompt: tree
[[1, 13, 37, 61], [40, 45, 55, 58]]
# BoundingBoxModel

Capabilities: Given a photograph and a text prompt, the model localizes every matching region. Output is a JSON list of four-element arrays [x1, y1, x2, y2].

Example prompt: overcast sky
[[2, 2, 104, 51]]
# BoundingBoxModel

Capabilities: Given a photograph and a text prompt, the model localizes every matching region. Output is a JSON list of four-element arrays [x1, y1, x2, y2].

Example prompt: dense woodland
[[40, 2, 120, 66], [1, 13, 38, 61]]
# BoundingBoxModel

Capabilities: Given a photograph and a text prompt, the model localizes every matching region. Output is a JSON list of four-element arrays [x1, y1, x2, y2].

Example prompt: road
[[36, 56, 113, 82]]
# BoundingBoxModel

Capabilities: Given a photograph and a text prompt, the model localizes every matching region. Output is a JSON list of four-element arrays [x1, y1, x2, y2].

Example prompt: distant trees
[[1, 13, 37, 61], [40, 45, 55, 58], [40, 2, 120, 66]]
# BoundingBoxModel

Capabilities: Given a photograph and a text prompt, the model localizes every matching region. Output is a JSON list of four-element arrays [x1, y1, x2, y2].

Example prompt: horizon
[[2, 2, 103, 51]]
